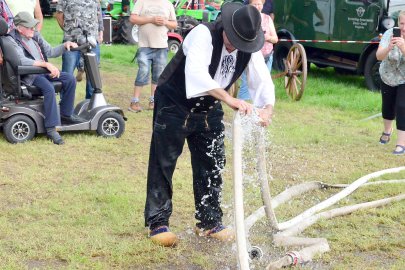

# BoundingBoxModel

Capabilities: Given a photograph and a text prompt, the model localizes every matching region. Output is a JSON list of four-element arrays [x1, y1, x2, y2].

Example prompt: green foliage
[[0, 18, 403, 269]]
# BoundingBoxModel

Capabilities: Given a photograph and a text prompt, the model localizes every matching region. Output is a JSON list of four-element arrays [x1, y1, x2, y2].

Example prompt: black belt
[[190, 102, 220, 114]]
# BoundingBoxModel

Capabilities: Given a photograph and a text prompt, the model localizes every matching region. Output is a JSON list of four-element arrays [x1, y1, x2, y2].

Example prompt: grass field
[[0, 18, 404, 269]]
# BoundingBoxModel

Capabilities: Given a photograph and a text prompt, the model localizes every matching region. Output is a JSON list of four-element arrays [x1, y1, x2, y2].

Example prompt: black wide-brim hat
[[221, 2, 264, 53]]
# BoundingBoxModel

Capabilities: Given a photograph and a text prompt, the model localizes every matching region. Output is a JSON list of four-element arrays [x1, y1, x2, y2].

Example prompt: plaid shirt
[[0, 0, 14, 30]]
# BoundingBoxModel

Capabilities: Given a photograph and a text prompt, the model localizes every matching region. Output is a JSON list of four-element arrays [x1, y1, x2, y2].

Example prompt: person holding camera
[[376, 10, 405, 155]]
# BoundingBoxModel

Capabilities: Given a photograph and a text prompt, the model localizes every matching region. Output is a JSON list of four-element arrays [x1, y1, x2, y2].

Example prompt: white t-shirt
[[132, 0, 176, 48], [183, 24, 275, 108], [6, 0, 36, 17]]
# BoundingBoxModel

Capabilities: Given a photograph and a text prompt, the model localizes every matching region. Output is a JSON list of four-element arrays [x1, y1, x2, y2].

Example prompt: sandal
[[392, 145, 405, 155], [379, 130, 392, 144]]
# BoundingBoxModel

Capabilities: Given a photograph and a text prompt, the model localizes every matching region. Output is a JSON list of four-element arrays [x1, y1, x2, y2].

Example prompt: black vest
[[157, 21, 251, 112]]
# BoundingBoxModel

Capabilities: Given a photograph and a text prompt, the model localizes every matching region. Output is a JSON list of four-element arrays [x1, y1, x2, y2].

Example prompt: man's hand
[[392, 36, 405, 53], [153, 16, 167, 26], [45, 62, 60, 78], [224, 96, 253, 115], [64, 41, 78, 51], [207, 88, 253, 115], [257, 105, 273, 127]]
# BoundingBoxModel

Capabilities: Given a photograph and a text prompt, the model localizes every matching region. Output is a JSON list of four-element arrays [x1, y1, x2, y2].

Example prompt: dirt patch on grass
[[26, 259, 68, 269]]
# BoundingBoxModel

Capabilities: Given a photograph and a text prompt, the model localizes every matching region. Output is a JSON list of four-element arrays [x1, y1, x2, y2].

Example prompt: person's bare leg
[[394, 130, 405, 152], [133, 85, 142, 100], [380, 119, 394, 143], [383, 119, 393, 134], [149, 84, 157, 110], [151, 84, 157, 97]]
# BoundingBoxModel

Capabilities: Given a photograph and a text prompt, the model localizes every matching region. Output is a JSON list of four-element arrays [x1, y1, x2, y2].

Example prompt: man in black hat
[[7, 11, 79, 145], [144, 2, 275, 247]]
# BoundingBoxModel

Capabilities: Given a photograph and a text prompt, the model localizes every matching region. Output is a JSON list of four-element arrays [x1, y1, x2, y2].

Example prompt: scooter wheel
[[96, 111, 125, 138], [3, 114, 36, 143]]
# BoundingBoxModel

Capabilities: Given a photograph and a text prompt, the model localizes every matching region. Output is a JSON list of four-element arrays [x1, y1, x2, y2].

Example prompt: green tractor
[[105, 0, 138, 44], [173, 0, 222, 23]]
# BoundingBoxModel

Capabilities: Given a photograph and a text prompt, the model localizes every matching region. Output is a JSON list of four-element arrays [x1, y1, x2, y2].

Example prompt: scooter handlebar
[[69, 43, 91, 52]]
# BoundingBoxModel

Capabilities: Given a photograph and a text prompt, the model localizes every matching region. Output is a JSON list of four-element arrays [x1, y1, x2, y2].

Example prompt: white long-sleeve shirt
[[182, 24, 275, 108]]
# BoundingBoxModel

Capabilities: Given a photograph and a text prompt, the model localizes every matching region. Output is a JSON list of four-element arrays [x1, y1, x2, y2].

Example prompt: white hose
[[256, 128, 279, 231], [232, 106, 405, 268], [245, 179, 405, 232], [277, 167, 405, 230], [360, 112, 382, 121], [233, 111, 250, 270]]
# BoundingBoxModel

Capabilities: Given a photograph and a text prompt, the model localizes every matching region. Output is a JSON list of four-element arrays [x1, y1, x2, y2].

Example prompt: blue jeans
[[32, 72, 76, 128], [238, 53, 273, 100], [135, 48, 168, 86], [62, 43, 100, 99]]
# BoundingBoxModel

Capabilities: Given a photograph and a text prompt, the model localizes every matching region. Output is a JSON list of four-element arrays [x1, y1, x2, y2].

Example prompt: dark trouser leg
[[49, 72, 76, 117], [144, 91, 188, 230], [32, 75, 60, 128], [381, 81, 397, 121], [395, 84, 405, 131], [187, 112, 226, 230]]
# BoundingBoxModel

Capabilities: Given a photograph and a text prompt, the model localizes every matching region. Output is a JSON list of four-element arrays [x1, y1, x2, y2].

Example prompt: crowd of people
[[0, 0, 404, 249], [0, 0, 277, 248]]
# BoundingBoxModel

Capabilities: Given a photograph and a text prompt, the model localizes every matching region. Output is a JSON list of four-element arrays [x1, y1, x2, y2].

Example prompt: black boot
[[61, 114, 85, 125], [46, 127, 64, 145]]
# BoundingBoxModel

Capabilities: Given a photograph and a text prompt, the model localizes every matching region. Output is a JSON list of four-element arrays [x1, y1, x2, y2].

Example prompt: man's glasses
[[22, 26, 36, 31]]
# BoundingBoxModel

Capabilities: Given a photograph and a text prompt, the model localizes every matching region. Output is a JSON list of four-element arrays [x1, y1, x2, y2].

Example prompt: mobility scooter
[[0, 18, 126, 143]]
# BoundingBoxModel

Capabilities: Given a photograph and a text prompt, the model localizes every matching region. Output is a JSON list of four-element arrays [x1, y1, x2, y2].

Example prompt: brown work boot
[[195, 225, 235, 242], [149, 226, 178, 247], [128, 102, 142, 112], [148, 101, 154, 110], [76, 70, 85, 82]]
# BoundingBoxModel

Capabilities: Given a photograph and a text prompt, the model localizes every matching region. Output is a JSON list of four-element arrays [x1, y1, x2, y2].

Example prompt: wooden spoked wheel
[[284, 43, 307, 101]]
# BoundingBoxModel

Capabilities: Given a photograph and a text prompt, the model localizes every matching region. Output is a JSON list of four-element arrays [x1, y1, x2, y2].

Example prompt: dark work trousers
[[381, 82, 405, 131], [144, 89, 226, 231], [31, 72, 76, 128]]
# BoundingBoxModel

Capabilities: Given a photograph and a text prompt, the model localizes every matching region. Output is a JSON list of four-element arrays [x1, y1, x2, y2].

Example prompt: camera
[[393, 27, 401, 38]]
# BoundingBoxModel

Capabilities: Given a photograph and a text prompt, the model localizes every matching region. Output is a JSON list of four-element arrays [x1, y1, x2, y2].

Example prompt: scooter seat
[[26, 81, 63, 96]]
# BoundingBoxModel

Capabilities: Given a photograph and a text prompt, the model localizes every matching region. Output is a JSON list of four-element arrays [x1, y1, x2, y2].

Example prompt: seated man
[[6, 11, 79, 145]]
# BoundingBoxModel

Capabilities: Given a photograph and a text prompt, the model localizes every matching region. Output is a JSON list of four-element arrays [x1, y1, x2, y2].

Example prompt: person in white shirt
[[144, 2, 275, 247], [6, 0, 43, 31], [127, 0, 177, 112]]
